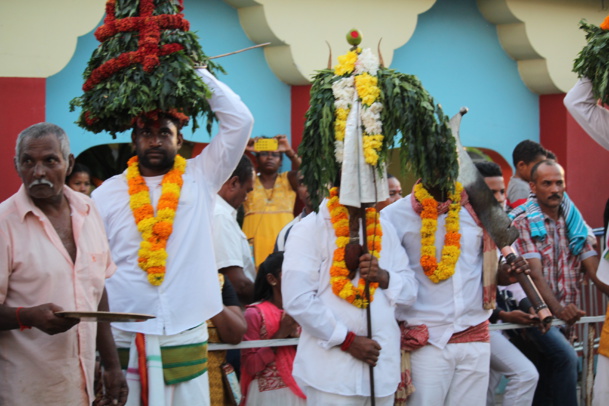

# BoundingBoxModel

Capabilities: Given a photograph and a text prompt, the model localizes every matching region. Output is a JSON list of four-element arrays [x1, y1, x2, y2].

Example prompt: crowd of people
[[1, 67, 609, 406]]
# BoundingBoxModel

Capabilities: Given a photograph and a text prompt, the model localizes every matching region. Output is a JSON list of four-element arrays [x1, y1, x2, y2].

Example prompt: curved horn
[[377, 38, 384, 68], [326, 41, 333, 69]]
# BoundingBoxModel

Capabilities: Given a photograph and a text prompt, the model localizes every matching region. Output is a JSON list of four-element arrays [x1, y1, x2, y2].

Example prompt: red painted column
[[290, 84, 311, 215], [540, 93, 609, 228], [290, 84, 311, 153], [0, 77, 46, 202]]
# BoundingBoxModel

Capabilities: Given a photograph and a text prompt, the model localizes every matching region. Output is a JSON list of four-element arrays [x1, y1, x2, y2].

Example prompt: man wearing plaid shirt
[[512, 159, 607, 406]]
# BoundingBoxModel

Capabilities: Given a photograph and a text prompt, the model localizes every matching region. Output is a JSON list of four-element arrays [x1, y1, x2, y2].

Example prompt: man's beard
[[138, 149, 175, 172]]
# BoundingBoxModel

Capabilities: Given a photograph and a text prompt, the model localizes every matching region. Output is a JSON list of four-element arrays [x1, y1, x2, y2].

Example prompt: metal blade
[[451, 107, 519, 248]]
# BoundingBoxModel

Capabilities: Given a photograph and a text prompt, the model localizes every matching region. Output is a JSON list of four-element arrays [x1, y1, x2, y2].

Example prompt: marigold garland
[[127, 154, 186, 286], [327, 187, 381, 308], [414, 182, 463, 283]]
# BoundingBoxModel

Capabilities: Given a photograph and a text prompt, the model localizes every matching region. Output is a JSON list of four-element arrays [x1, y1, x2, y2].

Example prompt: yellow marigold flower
[[148, 273, 164, 286], [364, 148, 379, 166], [442, 245, 461, 258], [355, 73, 380, 106], [336, 108, 349, 121], [137, 217, 157, 234], [334, 50, 358, 76], [334, 260, 347, 270], [421, 236, 435, 246], [162, 183, 181, 197], [421, 246, 436, 257], [130, 191, 151, 209], [334, 121, 346, 141], [157, 208, 175, 222], [336, 236, 350, 248]]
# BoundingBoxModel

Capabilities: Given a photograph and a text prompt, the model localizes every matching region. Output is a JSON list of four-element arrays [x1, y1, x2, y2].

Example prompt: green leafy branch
[[299, 67, 457, 210], [573, 19, 609, 105]]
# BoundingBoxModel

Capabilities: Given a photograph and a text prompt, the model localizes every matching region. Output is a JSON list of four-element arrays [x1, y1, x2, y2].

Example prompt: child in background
[[66, 163, 93, 196], [506, 140, 549, 211], [240, 252, 305, 406]]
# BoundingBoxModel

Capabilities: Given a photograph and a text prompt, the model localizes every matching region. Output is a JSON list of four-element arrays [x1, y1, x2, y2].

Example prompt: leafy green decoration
[[300, 66, 457, 211], [573, 19, 609, 105], [299, 69, 338, 211], [69, 0, 224, 137]]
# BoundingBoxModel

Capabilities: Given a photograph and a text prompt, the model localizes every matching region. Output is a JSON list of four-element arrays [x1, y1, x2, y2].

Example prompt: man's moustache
[[28, 179, 54, 189]]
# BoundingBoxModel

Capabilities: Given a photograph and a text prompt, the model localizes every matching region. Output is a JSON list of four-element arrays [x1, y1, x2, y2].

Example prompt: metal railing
[[211, 229, 609, 404], [209, 316, 606, 405]]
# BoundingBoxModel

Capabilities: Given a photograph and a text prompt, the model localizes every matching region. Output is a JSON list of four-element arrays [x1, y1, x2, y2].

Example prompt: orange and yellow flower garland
[[327, 187, 382, 308], [414, 182, 463, 283], [127, 155, 186, 286]]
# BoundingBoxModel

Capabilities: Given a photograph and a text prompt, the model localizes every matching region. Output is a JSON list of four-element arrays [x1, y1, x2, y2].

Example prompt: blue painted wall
[[46, 0, 291, 157], [391, 0, 539, 164], [46, 0, 537, 167]]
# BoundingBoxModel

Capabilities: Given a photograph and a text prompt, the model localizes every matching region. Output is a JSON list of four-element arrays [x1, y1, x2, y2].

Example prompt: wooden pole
[[195, 43, 271, 69], [361, 206, 376, 405]]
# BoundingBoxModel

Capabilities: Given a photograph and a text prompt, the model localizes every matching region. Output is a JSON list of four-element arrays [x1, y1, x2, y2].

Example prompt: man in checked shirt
[[511, 159, 609, 406]]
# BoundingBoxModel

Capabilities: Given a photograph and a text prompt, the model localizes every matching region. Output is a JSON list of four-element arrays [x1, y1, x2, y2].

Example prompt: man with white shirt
[[92, 69, 253, 405], [282, 190, 418, 405], [383, 177, 530, 406], [213, 155, 256, 305]]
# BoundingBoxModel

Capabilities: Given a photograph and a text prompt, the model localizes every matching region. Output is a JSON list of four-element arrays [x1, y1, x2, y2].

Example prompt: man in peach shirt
[[0, 123, 127, 405]]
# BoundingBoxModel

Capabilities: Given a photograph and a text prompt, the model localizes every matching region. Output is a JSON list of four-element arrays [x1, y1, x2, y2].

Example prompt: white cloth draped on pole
[[339, 99, 389, 207]]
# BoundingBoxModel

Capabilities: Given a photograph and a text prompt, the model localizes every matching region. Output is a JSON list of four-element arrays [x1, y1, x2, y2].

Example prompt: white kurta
[[382, 194, 491, 348], [564, 77, 609, 151], [282, 200, 418, 398], [213, 196, 256, 281], [92, 69, 254, 335]]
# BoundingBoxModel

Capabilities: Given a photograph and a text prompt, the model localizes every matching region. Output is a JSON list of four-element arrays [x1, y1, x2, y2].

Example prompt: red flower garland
[[84, 0, 190, 92]]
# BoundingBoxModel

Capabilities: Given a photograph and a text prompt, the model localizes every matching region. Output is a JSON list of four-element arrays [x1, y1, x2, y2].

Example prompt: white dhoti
[[113, 323, 210, 406], [408, 342, 490, 406], [305, 387, 393, 406]]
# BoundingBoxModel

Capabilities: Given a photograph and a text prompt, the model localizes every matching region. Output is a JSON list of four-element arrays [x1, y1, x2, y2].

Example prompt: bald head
[[530, 159, 563, 183]]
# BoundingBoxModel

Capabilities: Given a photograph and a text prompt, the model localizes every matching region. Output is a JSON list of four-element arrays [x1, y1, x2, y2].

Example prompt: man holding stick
[[282, 187, 417, 405], [283, 36, 417, 405]]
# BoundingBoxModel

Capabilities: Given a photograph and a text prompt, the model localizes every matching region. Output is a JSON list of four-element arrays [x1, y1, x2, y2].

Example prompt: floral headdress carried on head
[[573, 15, 609, 105], [70, 0, 224, 137], [299, 29, 458, 211]]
